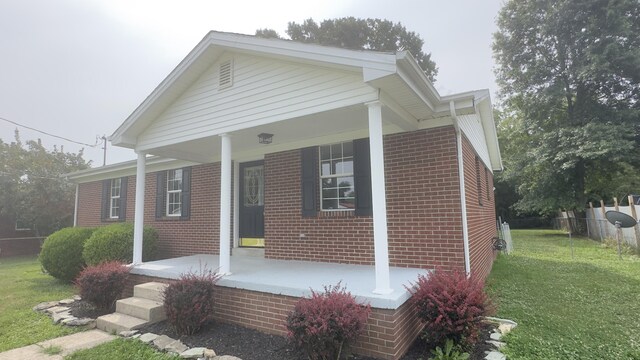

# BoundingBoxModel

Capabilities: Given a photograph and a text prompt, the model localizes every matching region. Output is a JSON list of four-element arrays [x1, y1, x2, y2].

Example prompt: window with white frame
[[166, 169, 183, 216], [320, 142, 355, 210], [109, 178, 121, 219]]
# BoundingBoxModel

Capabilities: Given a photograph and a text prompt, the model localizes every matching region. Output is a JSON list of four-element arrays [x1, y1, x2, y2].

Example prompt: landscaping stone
[[486, 340, 506, 349], [63, 318, 96, 327], [485, 350, 506, 360], [498, 322, 516, 334], [180, 347, 206, 359], [52, 311, 73, 323], [165, 339, 188, 354], [58, 298, 75, 305], [73, 295, 82, 301], [203, 348, 217, 359], [33, 301, 60, 311], [138, 333, 159, 344], [119, 330, 139, 338], [490, 332, 503, 341], [45, 306, 70, 314], [212, 356, 242, 360], [152, 335, 175, 350]]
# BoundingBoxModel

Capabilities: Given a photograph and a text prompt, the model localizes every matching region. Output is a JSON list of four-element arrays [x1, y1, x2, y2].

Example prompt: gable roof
[[108, 31, 501, 170]]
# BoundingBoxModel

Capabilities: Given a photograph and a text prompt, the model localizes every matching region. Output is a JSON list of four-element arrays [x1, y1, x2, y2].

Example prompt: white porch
[[130, 254, 428, 309]]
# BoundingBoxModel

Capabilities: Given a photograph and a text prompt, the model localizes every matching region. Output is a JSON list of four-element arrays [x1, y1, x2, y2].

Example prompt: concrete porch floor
[[131, 254, 429, 309]]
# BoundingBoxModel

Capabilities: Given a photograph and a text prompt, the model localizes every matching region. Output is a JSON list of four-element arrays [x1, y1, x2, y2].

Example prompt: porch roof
[[130, 254, 428, 309]]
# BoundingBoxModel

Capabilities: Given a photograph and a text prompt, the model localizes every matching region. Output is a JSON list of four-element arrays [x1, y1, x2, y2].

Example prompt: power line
[[0, 116, 98, 148]]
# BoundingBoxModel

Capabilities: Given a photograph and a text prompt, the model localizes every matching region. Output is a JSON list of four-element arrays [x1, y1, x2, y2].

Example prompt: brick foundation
[[125, 274, 422, 360], [0, 237, 44, 257]]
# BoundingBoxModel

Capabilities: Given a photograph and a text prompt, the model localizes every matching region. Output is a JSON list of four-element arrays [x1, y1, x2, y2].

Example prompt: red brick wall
[[265, 127, 466, 272], [125, 274, 422, 360], [76, 127, 497, 277], [77, 163, 224, 259], [462, 136, 498, 280], [0, 237, 44, 257], [0, 216, 36, 239]]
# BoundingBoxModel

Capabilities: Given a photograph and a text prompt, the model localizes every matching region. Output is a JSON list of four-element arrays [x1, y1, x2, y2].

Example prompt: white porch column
[[219, 134, 232, 274], [133, 151, 146, 264], [367, 101, 393, 294]]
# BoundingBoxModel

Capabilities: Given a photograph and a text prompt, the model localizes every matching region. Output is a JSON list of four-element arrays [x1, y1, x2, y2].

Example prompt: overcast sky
[[0, 0, 504, 166]]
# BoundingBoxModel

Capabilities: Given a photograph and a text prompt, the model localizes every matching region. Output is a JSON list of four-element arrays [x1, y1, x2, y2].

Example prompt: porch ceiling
[[131, 254, 429, 309], [146, 104, 409, 163]]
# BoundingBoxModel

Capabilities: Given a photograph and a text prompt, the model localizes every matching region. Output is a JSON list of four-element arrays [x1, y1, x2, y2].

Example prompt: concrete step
[[133, 282, 168, 303], [96, 313, 148, 334], [116, 297, 166, 322]]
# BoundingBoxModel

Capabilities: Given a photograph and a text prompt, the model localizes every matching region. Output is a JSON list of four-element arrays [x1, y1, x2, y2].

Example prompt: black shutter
[[119, 177, 128, 221], [101, 179, 110, 221], [180, 167, 191, 220], [155, 171, 166, 219], [354, 138, 373, 216], [301, 147, 318, 217]]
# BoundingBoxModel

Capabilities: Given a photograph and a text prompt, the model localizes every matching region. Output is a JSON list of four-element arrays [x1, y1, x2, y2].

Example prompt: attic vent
[[219, 60, 233, 89]]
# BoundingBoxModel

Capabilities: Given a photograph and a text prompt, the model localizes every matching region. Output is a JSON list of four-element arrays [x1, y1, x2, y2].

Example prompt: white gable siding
[[137, 54, 377, 150], [458, 114, 491, 171]]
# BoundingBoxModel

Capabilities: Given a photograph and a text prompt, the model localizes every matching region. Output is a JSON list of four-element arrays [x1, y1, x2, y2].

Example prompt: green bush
[[39, 227, 96, 282], [83, 223, 158, 266]]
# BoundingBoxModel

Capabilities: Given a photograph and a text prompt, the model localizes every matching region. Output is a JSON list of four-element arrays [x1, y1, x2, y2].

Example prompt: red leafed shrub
[[163, 268, 222, 335], [408, 270, 494, 349], [75, 261, 130, 311], [286, 283, 371, 360]]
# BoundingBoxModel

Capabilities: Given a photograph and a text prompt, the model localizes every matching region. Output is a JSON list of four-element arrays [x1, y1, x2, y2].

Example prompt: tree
[[0, 131, 90, 236], [493, 0, 640, 215], [256, 17, 438, 82]]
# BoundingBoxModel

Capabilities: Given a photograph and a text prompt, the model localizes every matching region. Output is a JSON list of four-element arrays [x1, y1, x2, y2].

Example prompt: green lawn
[[486, 229, 640, 359], [0, 255, 82, 352], [65, 338, 179, 360]]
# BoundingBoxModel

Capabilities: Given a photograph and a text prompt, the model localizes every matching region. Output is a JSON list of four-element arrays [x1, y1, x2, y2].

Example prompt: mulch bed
[[139, 320, 496, 360], [67, 300, 111, 319]]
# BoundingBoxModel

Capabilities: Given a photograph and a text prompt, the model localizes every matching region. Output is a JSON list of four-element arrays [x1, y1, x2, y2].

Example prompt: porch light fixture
[[258, 133, 273, 144]]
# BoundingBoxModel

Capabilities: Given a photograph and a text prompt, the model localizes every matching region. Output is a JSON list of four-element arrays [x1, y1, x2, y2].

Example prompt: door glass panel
[[243, 166, 264, 207]]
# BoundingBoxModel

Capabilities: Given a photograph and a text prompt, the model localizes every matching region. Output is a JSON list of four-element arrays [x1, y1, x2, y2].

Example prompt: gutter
[[450, 101, 471, 276]]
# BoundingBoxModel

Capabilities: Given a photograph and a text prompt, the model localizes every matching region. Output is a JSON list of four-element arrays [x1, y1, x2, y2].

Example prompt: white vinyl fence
[[584, 197, 640, 248]]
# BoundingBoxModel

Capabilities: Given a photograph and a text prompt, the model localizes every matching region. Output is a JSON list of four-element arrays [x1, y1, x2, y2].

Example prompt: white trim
[[367, 101, 393, 295], [109, 178, 122, 219], [219, 133, 232, 274], [73, 183, 79, 227], [318, 142, 356, 211], [450, 101, 471, 276], [65, 156, 199, 183], [165, 169, 183, 217], [233, 161, 239, 248], [132, 152, 146, 265]]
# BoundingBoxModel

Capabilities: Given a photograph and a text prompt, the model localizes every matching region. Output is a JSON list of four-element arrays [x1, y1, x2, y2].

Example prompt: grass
[[486, 229, 640, 359], [42, 344, 63, 355], [65, 338, 180, 360], [0, 255, 82, 352]]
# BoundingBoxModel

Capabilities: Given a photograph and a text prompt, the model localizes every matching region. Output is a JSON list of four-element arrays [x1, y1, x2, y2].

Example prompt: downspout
[[73, 183, 79, 227], [450, 101, 471, 276]]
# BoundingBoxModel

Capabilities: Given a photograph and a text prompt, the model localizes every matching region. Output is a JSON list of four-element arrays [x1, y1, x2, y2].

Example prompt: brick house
[[66, 32, 502, 359]]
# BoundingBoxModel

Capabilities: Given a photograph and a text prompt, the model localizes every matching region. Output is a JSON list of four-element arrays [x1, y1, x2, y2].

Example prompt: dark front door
[[239, 161, 264, 247]]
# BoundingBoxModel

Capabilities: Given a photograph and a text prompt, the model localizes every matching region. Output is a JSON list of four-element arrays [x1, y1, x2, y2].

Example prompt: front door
[[239, 161, 264, 247]]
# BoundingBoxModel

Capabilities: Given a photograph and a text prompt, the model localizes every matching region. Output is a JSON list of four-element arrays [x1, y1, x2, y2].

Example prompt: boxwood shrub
[[82, 222, 158, 266], [39, 227, 96, 282]]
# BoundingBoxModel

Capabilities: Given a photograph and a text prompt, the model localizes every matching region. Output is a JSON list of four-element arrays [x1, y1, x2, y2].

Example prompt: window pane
[[321, 161, 331, 176], [322, 187, 338, 200], [342, 160, 353, 174], [243, 166, 264, 207], [339, 197, 355, 209], [331, 143, 342, 158], [322, 199, 338, 210], [320, 145, 330, 161], [337, 177, 354, 197], [342, 141, 353, 157]]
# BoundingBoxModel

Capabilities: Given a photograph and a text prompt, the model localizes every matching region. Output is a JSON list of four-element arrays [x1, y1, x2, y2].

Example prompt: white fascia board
[[64, 156, 199, 183], [394, 52, 440, 112], [476, 95, 503, 171]]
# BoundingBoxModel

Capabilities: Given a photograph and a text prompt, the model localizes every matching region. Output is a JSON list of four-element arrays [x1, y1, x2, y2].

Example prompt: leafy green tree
[[493, 0, 640, 215], [256, 17, 438, 81], [0, 131, 90, 236]]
